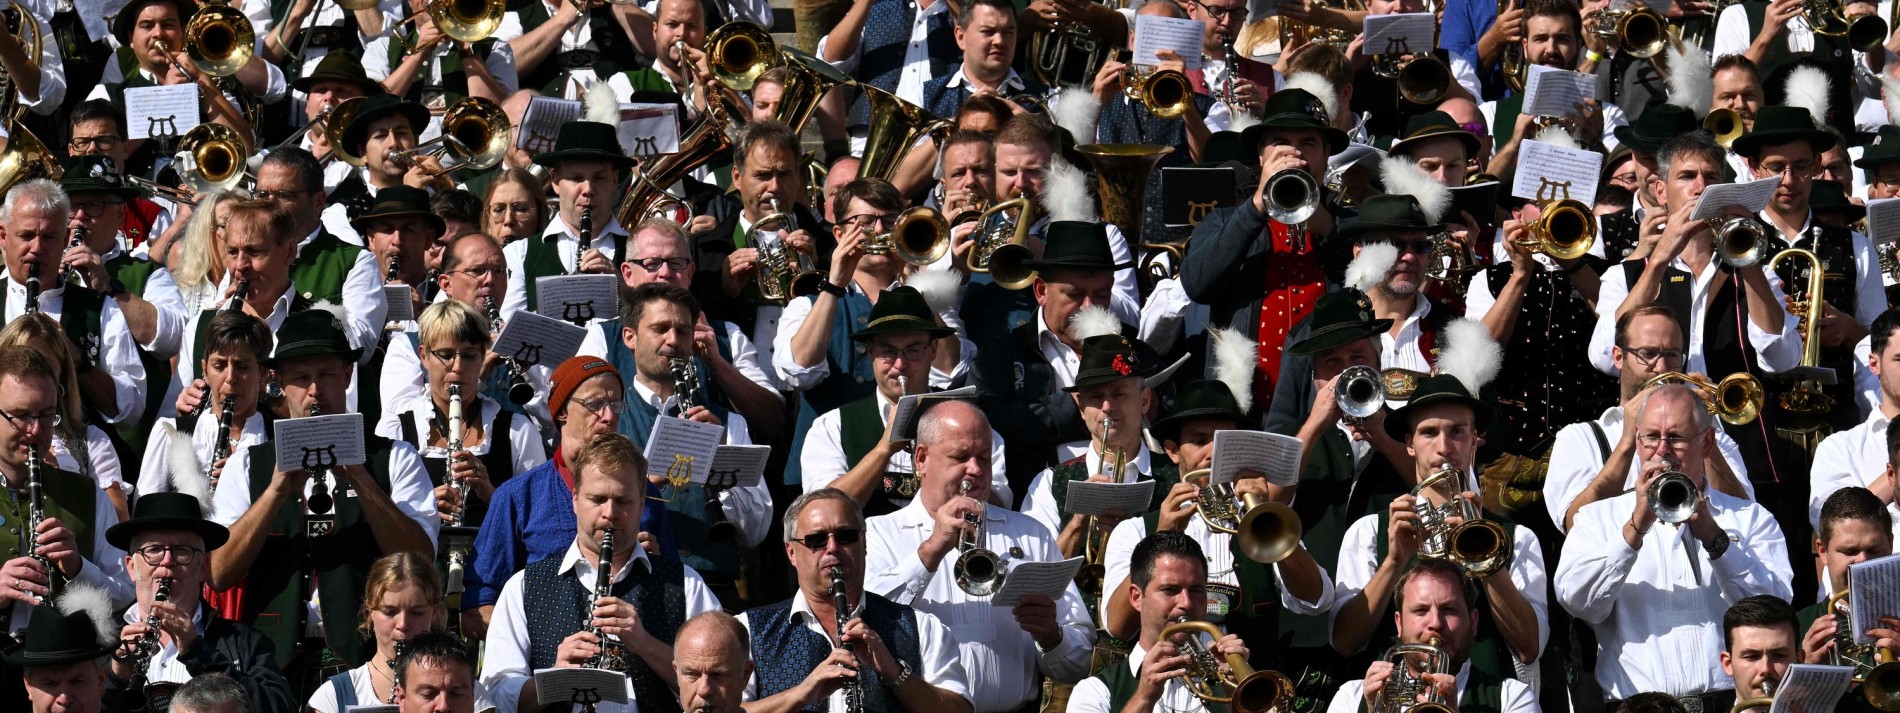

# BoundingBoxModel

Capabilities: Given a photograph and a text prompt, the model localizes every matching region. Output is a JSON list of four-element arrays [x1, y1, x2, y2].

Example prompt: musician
[[207, 308, 435, 683], [334, 94, 452, 223], [1712, 0, 1867, 128], [433, 189, 483, 246], [248, 0, 391, 90], [251, 147, 390, 352], [306, 553, 450, 712], [815, 0, 970, 126], [0, 344, 131, 636], [6, 588, 118, 713], [94, 0, 281, 152], [1810, 310, 1900, 529], [0, 314, 128, 520], [673, 612, 752, 713], [1483, 0, 1628, 175], [66, 101, 173, 252], [1604, 103, 1700, 263], [362, 0, 515, 111], [391, 631, 490, 713], [1390, 112, 1482, 188], [481, 432, 723, 713], [500, 120, 634, 322], [920, 0, 1042, 119], [1710, 56, 1764, 136], [931, 131, 993, 223], [1799, 487, 1896, 665], [1857, 126, 1900, 201], [1546, 306, 1753, 535], [360, 186, 441, 332], [801, 286, 1008, 514], [102, 492, 292, 713], [0, 178, 147, 429], [170, 673, 250, 713], [494, 0, 642, 99], [376, 231, 509, 413], [1066, 531, 1244, 713], [1182, 87, 1349, 416], [1325, 558, 1539, 713], [1722, 595, 1801, 713], [277, 54, 382, 192], [607, 0, 705, 105], [137, 310, 270, 498], [1555, 382, 1794, 707], [58, 153, 188, 376], [737, 488, 972, 713]]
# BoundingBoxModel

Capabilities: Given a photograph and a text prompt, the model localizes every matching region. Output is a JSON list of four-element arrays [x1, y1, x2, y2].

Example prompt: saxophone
[[209, 395, 236, 489], [830, 567, 863, 713], [24, 445, 61, 601], [443, 383, 472, 595], [587, 527, 629, 671]]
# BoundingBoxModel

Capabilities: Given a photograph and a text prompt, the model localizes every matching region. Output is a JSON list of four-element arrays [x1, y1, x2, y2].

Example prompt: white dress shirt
[[298, 227, 392, 357], [1329, 507, 1550, 655], [1543, 405, 1753, 534], [576, 317, 781, 404], [1137, 276, 1210, 356], [493, 0, 611, 98], [89, 54, 288, 105], [137, 411, 269, 499], [170, 277, 375, 416], [1758, 215, 1885, 328], [800, 390, 1011, 506], [4, 275, 146, 423], [2, 474, 131, 635], [373, 395, 550, 482], [1035, 308, 1085, 391], [864, 499, 1092, 712], [103, 244, 190, 358], [1809, 409, 1894, 530], [1068, 643, 1207, 713], [1555, 490, 1793, 699], [1324, 661, 1539, 713], [481, 541, 723, 713], [625, 379, 774, 548], [1712, 2, 1817, 57], [735, 591, 973, 710], [772, 281, 972, 391], [55, 425, 124, 495], [1380, 298, 1436, 374], [1101, 511, 1334, 630], [1588, 256, 1801, 376], [500, 214, 628, 324], [1021, 443, 1158, 539]]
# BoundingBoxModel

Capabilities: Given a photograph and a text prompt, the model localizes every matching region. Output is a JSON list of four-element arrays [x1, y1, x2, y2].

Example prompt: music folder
[[1163, 166, 1241, 228]]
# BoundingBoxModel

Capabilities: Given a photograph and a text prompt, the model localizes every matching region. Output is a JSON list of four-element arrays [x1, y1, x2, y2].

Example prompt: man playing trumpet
[[1326, 558, 1538, 713]]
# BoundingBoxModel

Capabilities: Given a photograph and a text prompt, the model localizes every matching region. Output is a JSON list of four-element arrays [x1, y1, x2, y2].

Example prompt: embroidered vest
[[1369, 510, 1517, 681], [521, 552, 687, 713], [0, 466, 97, 576], [837, 394, 909, 517], [396, 402, 519, 525], [746, 594, 924, 712], [784, 291, 878, 486]]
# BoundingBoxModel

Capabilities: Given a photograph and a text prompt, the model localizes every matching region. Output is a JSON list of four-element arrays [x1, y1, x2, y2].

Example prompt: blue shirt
[[464, 458, 676, 609], [1441, 0, 1503, 99]]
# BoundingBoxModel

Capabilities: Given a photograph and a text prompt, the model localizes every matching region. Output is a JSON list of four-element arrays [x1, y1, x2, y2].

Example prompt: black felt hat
[[1151, 379, 1259, 441], [1731, 105, 1837, 158], [1286, 288, 1392, 356], [850, 285, 956, 341], [60, 155, 141, 201], [1613, 103, 1699, 155], [1196, 131, 1256, 168], [1024, 221, 1135, 271], [0, 599, 116, 667], [1854, 126, 1900, 169], [1383, 373, 1495, 441], [114, 0, 198, 45], [350, 186, 447, 235], [341, 93, 431, 156], [1809, 179, 1865, 222], [291, 52, 384, 96], [1064, 334, 1161, 391], [105, 491, 230, 551], [1335, 194, 1441, 243], [532, 121, 637, 169], [264, 308, 361, 366], [1388, 111, 1481, 159], [1240, 88, 1349, 157]]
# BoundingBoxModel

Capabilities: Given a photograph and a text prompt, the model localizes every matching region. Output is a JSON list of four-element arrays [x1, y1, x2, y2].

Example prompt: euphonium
[[968, 194, 1038, 289], [175, 123, 248, 194], [952, 479, 1007, 596], [1078, 143, 1174, 245], [1414, 462, 1510, 578], [1123, 65, 1192, 120], [1382, 636, 1457, 713], [389, 97, 510, 173], [1337, 365, 1385, 428], [1184, 469, 1302, 564], [1767, 248, 1839, 417], [0, 3, 41, 121], [185, 1, 255, 77], [621, 112, 733, 225], [1639, 371, 1763, 425], [1517, 198, 1596, 260], [1160, 619, 1295, 713], [753, 199, 823, 302], [865, 207, 951, 265], [587, 527, 630, 671], [1647, 465, 1700, 524], [1705, 108, 1747, 150], [829, 567, 863, 713]]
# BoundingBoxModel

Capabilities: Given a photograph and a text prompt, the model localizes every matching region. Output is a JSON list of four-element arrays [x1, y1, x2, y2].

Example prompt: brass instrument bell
[[1160, 619, 1296, 713], [865, 206, 951, 265], [1184, 469, 1303, 564], [1518, 198, 1596, 260], [185, 1, 254, 77]]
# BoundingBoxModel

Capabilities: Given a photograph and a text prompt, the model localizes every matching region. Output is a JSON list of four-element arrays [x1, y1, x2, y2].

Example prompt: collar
[[947, 67, 1026, 94], [557, 537, 654, 583], [631, 376, 676, 412], [1759, 208, 1815, 241], [789, 586, 861, 626], [1035, 309, 1073, 352], [300, 227, 323, 249], [553, 448, 577, 493], [1867, 408, 1893, 432], [1598, 405, 1625, 429], [1087, 442, 1154, 482], [546, 213, 627, 243], [1388, 294, 1430, 332]]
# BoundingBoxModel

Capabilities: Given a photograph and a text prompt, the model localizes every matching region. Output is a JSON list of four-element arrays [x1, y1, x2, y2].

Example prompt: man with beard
[[1483, 0, 1629, 178]]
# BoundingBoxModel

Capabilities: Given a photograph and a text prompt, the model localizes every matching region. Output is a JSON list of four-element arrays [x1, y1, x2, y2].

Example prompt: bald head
[[675, 612, 751, 713], [915, 399, 995, 507], [917, 399, 990, 446]]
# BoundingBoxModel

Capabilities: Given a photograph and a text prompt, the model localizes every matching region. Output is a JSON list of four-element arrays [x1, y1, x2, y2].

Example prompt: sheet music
[[889, 386, 978, 442], [1362, 13, 1436, 57], [533, 668, 633, 706], [1510, 139, 1602, 208], [1063, 480, 1157, 517], [643, 415, 724, 487], [1770, 664, 1854, 713], [1867, 198, 1900, 246], [492, 310, 587, 368], [124, 84, 203, 140], [1522, 65, 1596, 118], [707, 444, 770, 489], [1691, 176, 1782, 221], [1210, 430, 1304, 487], [534, 274, 621, 326], [516, 96, 583, 153], [1131, 16, 1207, 69], [273, 414, 367, 471], [618, 103, 682, 157], [990, 557, 1086, 607], [382, 286, 415, 323], [1848, 553, 1900, 645]]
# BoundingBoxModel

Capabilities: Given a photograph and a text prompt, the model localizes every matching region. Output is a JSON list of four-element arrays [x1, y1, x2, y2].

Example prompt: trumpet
[[1370, 4, 1451, 106], [968, 195, 1038, 289], [1264, 169, 1321, 252], [1639, 371, 1764, 425], [1767, 248, 1839, 419], [185, 1, 254, 77], [1337, 365, 1385, 428], [587, 527, 630, 671], [952, 479, 1007, 596], [1074, 416, 1124, 599], [1647, 466, 1700, 524], [1381, 636, 1457, 713], [1728, 677, 1774, 713], [1712, 217, 1766, 268], [1185, 469, 1302, 564], [1705, 108, 1747, 149], [1589, 4, 1668, 58], [1806, 0, 1889, 51], [1414, 463, 1510, 578], [1516, 198, 1596, 260], [1827, 590, 1900, 709], [753, 199, 822, 302], [389, 97, 510, 174], [1123, 65, 1192, 120], [394, 0, 506, 44], [1159, 619, 1295, 713], [864, 207, 951, 265]]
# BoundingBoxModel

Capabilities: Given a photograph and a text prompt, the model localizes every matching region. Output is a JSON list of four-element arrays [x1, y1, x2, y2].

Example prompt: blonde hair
[[481, 168, 549, 239], [417, 299, 491, 352], [573, 432, 648, 489], [0, 314, 85, 443], [355, 551, 445, 639], [172, 189, 250, 292]]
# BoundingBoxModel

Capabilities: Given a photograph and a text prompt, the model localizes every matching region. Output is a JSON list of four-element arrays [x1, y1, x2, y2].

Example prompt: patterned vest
[[511, 1, 634, 96], [746, 594, 924, 712], [847, 0, 958, 126], [1482, 263, 1618, 454], [521, 552, 688, 713], [1046, 454, 1183, 526], [1369, 510, 1517, 681]]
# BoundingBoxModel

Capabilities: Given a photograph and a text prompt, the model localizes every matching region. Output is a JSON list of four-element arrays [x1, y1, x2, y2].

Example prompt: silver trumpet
[[1264, 169, 1320, 252], [1381, 636, 1457, 713], [1648, 465, 1700, 525], [1337, 365, 1385, 428], [952, 478, 1006, 596], [1712, 217, 1766, 268]]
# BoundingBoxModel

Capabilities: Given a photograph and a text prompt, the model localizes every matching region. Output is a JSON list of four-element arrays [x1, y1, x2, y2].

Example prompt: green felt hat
[[1064, 334, 1161, 392], [1287, 288, 1392, 356], [850, 285, 955, 341]]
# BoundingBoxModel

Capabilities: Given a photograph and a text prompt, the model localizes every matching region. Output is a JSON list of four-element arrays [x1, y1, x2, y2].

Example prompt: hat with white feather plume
[[532, 82, 637, 168], [1380, 157, 1453, 224], [1063, 308, 1164, 391], [1382, 318, 1501, 440], [0, 582, 119, 666]]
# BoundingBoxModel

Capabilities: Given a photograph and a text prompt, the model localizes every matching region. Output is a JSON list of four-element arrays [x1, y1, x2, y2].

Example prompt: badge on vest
[[306, 515, 336, 538], [882, 471, 920, 498], [1013, 362, 1025, 391], [1205, 583, 1240, 624]]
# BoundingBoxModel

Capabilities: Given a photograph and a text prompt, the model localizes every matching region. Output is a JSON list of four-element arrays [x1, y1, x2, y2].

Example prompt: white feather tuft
[[1665, 42, 1713, 117], [1784, 65, 1831, 128], [1040, 156, 1098, 224], [1436, 318, 1502, 395], [1282, 72, 1339, 123], [904, 269, 961, 317], [1228, 110, 1261, 133], [1884, 75, 1900, 125], [1380, 157, 1452, 224], [1210, 327, 1257, 412], [584, 81, 621, 126], [55, 581, 116, 648], [1532, 124, 1580, 151], [308, 300, 350, 330], [1067, 305, 1122, 343], [163, 421, 211, 510], [1052, 87, 1101, 146], [1345, 241, 1401, 293]]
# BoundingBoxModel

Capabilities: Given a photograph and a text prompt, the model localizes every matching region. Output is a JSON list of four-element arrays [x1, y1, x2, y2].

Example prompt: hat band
[[863, 315, 937, 330]]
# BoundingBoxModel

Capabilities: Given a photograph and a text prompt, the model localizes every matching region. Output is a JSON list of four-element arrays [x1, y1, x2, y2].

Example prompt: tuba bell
[[1160, 619, 1296, 713], [1704, 108, 1747, 149], [0, 121, 61, 199], [619, 113, 733, 225], [865, 206, 951, 265], [1517, 198, 1596, 260], [1078, 144, 1174, 245], [1184, 469, 1303, 564], [175, 123, 249, 194], [858, 86, 953, 184], [185, 1, 255, 77]]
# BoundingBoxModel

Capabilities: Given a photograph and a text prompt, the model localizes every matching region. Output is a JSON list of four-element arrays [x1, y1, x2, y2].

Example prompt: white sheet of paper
[[644, 415, 724, 486], [1769, 664, 1854, 713], [1867, 198, 1900, 246], [1210, 430, 1305, 487], [1362, 13, 1437, 57], [1849, 553, 1900, 645], [707, 444, 770, 488], [78, 0, 124, 43], [990, 556, 1086, 607], [274, 414, 367, 471], [492, 310, 587, 368], [1522, 65, 1596, 118], [618, 103, 682, 157], [534, 274, 621, 325], [124, 84, 203, 140], [382, 286, 415, 323], [1063, 480, 1157, 516], [1691, 176, 1783, 221], [517, 96, 583, 152], [889, 386, 978, 442], [533, 668, 633, 706], [1131, 16, 1207, 69], [1510, 139, 1603, 207]]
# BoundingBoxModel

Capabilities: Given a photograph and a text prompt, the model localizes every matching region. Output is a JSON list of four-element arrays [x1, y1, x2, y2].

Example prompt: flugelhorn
[[1184, 469, 1302, 564], [1647, 465, 1700, 524], [1265, 169, 1320, 251], [865, 207, 950, 265], [1160, 619, 1295, 713], [1074, 415, 1123, 599], [1123, 65, 1192, 120], [1639, 371, 1763, 425], [1382, 636, 1457, 713], [389, 97, 510, 173], [952, 479, 1007, 596], [1705, 108, 1747, 149], [753, 199, 822, 302], [1414, 462, 1510, 578], [1590, 3, 1668, 57], [185, 1, 254, 77], [968, 194, 1038, 289], [1337, 365, 1385, 428], [1517, 198, 1596, 260]]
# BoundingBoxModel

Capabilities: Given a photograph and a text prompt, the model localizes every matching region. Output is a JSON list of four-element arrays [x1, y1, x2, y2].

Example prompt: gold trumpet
[[184, 1, 253, 77], [864, 207, 950, 265], [1382, 636, 1458, 713], [394, 0, 505, 44], [1639, 371, 1764, 425], [1516, 198, 1596, 260], [1074, 416, 1125, 599], [968, 195, 1038, 289], [1827, 590, 1900, 710], [1414, 463, 1510, 578], [1183, 469, 1303, 564], [1705, 108, 1747, 149], [389, 96, 510, 173], [1123, 65, 1192, 120], [1590, 4, 1668, 58], [1768, 248, 1839, 419], [1159, 619, 1295, 713], [173, 123, 248, 194], [1372, 0, 1451, 105]]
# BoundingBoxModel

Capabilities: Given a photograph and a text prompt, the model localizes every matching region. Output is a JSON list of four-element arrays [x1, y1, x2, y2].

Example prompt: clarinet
[[575, 207, 593, 274], [443, 384, 471, 591], [669, 357, 697, 414], [24, 446, 62, 601], [124, 577, 173, 712], [22, 265, 39, 315], [63, 225, 87, 289], [484, 295, 503, 336], [209, 396, 236, 489], [830, 567, 862, 713], [387, 640, 407, 703], [587, 527, 628, 671], [305, 403, 333, 515], [225, 279, 249, 313], [386, 249, 401, 283]]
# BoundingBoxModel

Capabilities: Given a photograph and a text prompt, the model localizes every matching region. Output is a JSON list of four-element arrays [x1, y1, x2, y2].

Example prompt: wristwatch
[[105, 278, 128, 299], [816, 280, 847, 298], [1703, 528, 1731, 561], [885, 659, 913, 688]]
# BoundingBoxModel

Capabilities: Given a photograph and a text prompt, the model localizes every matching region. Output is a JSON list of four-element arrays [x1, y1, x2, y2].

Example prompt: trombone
[[1826, 589, 1900, 710], [128, 123, 250, 204], [864, 207, 950, 266], [185, 1, 254, 77], [1638, 371, 1764, 425], [1183, 469, 1302, 564], [952, 479, 1007, 596], [1381, 636, 1458, 713], [1516, 198, 1596, 260], [388, 96, 510, 173], [1414, 463, 1511, 578], [1159, 619, 1295, 713], [393, 0, 506, 44], [968, 194, 1038, 289]]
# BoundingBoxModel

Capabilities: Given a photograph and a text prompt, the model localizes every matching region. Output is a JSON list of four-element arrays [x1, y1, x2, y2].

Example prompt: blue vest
[[520, 553, 688, 713], [848, 0, 958, 126], [785, 292, 878, 486], [746, 594, 924, 712]]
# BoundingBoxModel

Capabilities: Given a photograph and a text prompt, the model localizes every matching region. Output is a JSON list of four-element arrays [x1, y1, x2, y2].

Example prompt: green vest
[[242, 436, 397, 669], [1491, 95, 1523, 147], [290, 232, 362, 305], [510, 1, 631, 95], [837, 394, 911, 517], [384, 33, 501, 106], [1282, 428, 1407, 650], [1353, 666, 1509, 713], [521, 230, 627, 311], [1138, 511, 1283, 673], [1368, 509, 1518, 681], [618, 67, 678, 94], [0, 466, 97, 573]]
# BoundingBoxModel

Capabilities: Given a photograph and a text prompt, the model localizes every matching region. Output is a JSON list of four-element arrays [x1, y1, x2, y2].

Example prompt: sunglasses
[[792, 528, 863, 550]]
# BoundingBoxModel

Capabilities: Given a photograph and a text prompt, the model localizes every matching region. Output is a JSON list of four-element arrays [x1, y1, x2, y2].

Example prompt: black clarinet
[[386, 640, 407, 703], [62, 225, 87, 289], [305, 403, 333, 515], [209, 395, 237, 489], [225, 279, 249, 313], [24, 446, 61, 601], [830, 567, 862, 713], [587, 527, 628, 671], [22, 264, 39, 315], [123, 576, 174, 711], [386, 249, 401, 283], [484, 295, 503, 336], [575, 207, 592, 274]]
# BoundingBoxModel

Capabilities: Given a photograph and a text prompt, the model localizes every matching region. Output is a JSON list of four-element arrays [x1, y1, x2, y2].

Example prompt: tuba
[[858, 86, 953, 184], [1517, 198, 1596, 260], [1414, 463, 1510, 578], [1078, 144, 1174, 245], [1639, 371, 1763, 425], [1382, 636, 1458, 713], [865, 207, 951, 265], [1159, 619, 1295, 713], [390, 97, 510, 173], [968, 194, 1039, 289], [952, 479, 1007, 596], [1184, 469, 1302, 564], [185, 1, 255, 77]]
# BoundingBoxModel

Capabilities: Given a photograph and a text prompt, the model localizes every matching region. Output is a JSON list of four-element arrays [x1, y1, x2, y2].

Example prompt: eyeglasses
[[449, 266, 508, 279], [73, 199, 124, 214], [254, 188, 319, 202], [792, 527, 863, 550], [870, 344, 931, 362], [1637, 430, 1705, 449], [572, 397, 623, 417], [133, 544, 202, 566], [69, 137, 121, 151], [1618, 346, 1685, 367], [1460, 122, 1487, 136], [488, 202, 537, 217], [843, 213, 900, 231], [631, 257, 692, 273], [429, 348, 485, 365], [1757, 161, 1819, 180], [1390, 238, 1435, 255], [1189, 0, 1248, 20], [0, 407, 60, 430]]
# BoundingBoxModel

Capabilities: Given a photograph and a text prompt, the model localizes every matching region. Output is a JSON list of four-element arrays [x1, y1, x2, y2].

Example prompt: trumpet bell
[[186, 5, 254, 77], [1619, 6, 1668, 58], [1865, 650, 1900, 711], [1705, 108, 1746, 149], [178, 123, 248, 194], [1398, 55, 1452, 105], [1337, 365, 1386, 420], [430, 0, 505, 44], [1230, 669, 1296, 713], [1451, 518, 1510, 578], [1529, 198, 1596, 260], [1130, 67, 1193, 120], [1649, 471, 1701, 524], [988, 240, 1039, 290], [1265, 169, 1319, 227], [707, 21, 777, 91], [953, 547, 1005, 596], [1714, 217, 1764, 268], [1237, 498, 1302, 564]]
